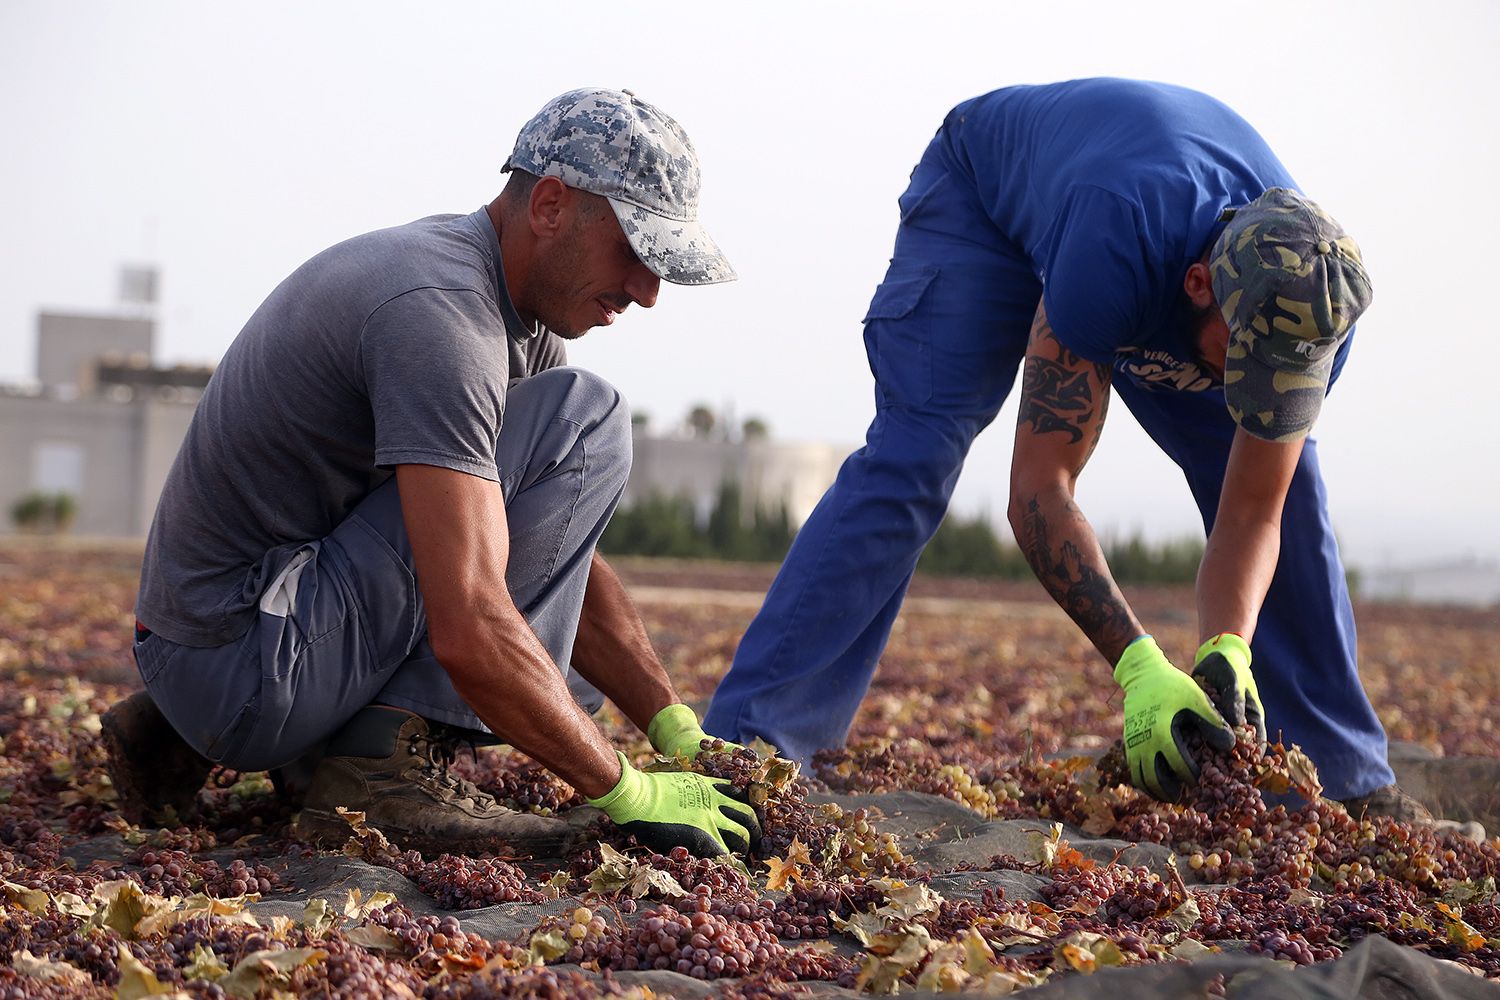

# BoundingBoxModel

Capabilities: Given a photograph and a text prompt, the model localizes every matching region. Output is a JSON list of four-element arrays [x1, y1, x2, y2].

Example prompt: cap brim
[[1223, 338, 1334, 443], [608, 199, 737, 286]]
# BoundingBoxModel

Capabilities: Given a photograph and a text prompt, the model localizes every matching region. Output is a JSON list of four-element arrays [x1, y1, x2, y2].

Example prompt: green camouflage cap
[[1209, 187, 1372, 441], [503, 88, 736, 286]]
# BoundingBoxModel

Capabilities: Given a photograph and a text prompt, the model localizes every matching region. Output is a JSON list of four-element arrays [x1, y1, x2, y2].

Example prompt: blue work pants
[[704, 131, 1394, 800]]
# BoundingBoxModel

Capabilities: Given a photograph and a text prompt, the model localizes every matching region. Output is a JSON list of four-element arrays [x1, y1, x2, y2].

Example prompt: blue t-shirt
[[942, 78, 1297, 389]]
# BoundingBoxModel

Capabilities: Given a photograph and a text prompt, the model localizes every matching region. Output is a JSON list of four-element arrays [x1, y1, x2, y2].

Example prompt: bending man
[[707, 78, 1415, 816]]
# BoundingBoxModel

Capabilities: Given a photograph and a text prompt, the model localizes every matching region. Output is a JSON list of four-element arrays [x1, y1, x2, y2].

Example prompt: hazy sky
[[3, 1, 1496, 568]]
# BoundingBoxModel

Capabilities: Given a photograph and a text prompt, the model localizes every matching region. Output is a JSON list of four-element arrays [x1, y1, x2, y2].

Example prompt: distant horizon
[[3, 0, 1496, 569]]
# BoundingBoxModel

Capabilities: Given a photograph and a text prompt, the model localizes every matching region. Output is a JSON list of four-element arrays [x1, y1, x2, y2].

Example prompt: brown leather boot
[[100, 690, 215, 826], [1338, 783, 1487, 839], [293, 707, 591, 858], [1339, 783, 1434, 823]]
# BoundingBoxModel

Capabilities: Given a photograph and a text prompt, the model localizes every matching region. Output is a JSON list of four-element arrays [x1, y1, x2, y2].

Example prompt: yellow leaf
[[1058, 942, 1096, 974], [184, 944, 229, 982], [342, 888, 397, 921], [877, 882, 944, 922], [1053, 932, 1126, 974], [10, 949, 91, 986], [1436, 902, 1486, 953], [1166, 895, 1201, 931], [746, 737, 781, 760], [334, 807, 402, 864], [540, 870, 572, 900], [1079, 796, 1117, 837], [1, 878, 50, 914], [831, 910, 887, 948], [961, 927, 998, 975], [1169, 938, 1217, 961], [914, 942, 968, 992], [135, 893, 259, 938], [218, 948, 326, 999], [90, 880, 173, 939], [855, 925, 935, 994], [1027, 823, 1064, 867], [115, 943, 178, 998], [528, 927, 569, 964], [346, 926, 405, 952], [301, 897, 335, 935], [54, 891, 95, 918]]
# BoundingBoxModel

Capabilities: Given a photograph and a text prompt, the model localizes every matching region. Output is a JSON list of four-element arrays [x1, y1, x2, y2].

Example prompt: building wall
[[1360, 560, 1500, 607], [0, 392, 196, 537], [7, 305, 848, 538], [36, 312, 153, 393], [624, 431, 847, 526]]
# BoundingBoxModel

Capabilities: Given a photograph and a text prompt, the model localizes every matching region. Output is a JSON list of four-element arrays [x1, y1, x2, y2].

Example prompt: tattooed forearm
[[1017, 494, 1140, 663], [1016, 310, 1110, 468], [1018, 358, 1091, 443]]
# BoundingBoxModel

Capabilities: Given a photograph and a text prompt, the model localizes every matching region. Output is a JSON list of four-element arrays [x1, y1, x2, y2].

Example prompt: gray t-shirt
[[138, 208, 567, 647]]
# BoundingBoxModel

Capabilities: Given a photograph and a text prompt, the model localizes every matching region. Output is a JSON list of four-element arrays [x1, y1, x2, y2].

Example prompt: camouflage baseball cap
[[503, 88, 736, 286], [1209, 187, 1372, 442]]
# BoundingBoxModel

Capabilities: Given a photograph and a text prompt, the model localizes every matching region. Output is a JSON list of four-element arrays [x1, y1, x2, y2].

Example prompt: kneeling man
[[103, 88, 758, 860]]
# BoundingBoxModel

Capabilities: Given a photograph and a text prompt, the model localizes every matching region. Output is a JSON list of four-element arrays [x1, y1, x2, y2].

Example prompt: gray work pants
[[133, 367, 631, 772]]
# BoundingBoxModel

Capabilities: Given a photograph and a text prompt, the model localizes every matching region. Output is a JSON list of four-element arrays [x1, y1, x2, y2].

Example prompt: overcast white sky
[[2, 0, 1496, 568]]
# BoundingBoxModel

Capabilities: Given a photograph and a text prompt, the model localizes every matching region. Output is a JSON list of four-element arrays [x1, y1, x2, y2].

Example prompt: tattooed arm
[[1007, 299, 1141, 664]]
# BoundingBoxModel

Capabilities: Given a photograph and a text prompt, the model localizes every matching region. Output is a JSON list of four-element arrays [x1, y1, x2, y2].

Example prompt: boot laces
[[407, 730, 499, 810]]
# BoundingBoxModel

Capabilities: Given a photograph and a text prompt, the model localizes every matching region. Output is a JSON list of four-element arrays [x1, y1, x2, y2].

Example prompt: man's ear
[[1183, 261, 1215, 309], [528, 176, 570, 238]]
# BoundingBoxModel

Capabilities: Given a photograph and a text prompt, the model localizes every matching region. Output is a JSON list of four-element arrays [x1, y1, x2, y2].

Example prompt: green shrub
[[9, 492, 78, 534]]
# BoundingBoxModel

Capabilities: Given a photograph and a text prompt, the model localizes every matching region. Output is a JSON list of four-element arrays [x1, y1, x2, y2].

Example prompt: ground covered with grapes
[[2, 542, 1499, 998]]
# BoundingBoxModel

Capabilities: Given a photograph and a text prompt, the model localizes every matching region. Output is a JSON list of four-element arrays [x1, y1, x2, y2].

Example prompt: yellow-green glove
[[1192, 633, 1267, 744], [587, 752, 762, 858], [1114, 635, 1235, 801], [647, 703, 741, 759]]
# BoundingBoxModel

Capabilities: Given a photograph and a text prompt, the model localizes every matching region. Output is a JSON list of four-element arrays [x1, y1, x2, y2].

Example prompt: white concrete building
[[1360, 558, 1500, 608], [3, 288, 849, 538], [1, 305, 209, 537], [625, 428, 848, 526]]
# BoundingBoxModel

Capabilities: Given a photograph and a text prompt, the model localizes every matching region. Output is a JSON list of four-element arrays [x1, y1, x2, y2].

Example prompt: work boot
[[1340, 783, 1434, 824], [1338, 784, 1487, 840], [293, 706, 590, 858], [100, 690, 215, 826]]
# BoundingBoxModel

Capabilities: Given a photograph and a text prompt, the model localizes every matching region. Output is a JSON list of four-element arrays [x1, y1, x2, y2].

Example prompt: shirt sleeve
[[1038, 185, 1151, 364], [360, 287, 507, 480]]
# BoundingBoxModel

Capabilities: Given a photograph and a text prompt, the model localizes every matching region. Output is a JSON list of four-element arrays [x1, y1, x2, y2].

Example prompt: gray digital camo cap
[[502, 88, 736, 286], [1210, 187, 1373, 442]]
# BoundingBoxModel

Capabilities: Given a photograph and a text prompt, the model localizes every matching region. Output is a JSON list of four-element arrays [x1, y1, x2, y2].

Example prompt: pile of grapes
[[2, 551, 1498, 996]]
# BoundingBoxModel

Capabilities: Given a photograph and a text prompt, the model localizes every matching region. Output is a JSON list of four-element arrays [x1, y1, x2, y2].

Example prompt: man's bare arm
[[569, 551, 680, 735], [395, 463, 620, 799], [1196, 428, 1304, 642], [1008, 300, 1142, 664]]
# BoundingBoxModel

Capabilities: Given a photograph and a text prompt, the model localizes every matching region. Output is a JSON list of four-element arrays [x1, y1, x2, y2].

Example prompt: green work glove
[[1114, 635, 1235, 801], [647, 703, 741, 759], [587, 752, 762, 858], [1192, 633, 1267, 745]]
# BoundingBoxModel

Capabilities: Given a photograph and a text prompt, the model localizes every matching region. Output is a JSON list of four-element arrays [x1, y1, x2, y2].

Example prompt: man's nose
[[625, 264, 661, 309]]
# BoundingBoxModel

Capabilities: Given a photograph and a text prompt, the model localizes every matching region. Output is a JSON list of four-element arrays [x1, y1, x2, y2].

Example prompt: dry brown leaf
[[10, 949, 91, 986]]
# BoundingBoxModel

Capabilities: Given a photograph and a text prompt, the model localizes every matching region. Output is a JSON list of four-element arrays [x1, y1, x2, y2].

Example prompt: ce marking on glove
[[677, 784, 714, 810]]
